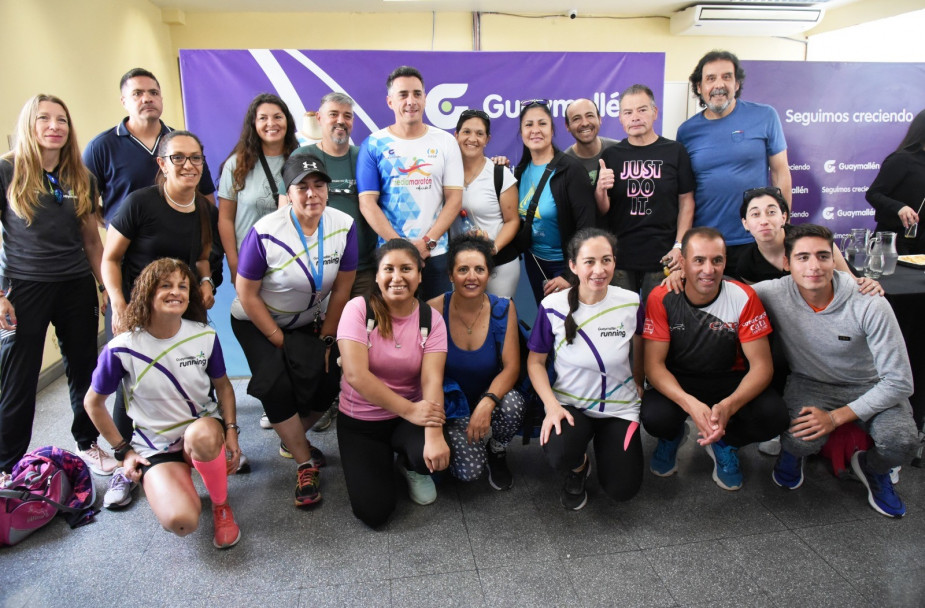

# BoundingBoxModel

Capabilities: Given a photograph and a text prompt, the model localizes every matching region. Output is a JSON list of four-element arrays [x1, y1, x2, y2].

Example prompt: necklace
[[463, 157, 486, 189], [164, 188, 195, 209], [392, 300, 418, 348], [454, 294, 485, 335]]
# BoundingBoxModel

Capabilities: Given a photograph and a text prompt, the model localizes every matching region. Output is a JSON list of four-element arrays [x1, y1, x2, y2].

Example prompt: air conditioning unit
[[670, 4, 825, 37]]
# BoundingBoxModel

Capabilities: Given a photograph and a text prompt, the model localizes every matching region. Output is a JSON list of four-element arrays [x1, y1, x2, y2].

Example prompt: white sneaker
[[758, 436, 781, 456], [401, 467, 436, 505], [103, 467, 137, 509], [78, 443, 119, 476], [259, 415, 272, 429]]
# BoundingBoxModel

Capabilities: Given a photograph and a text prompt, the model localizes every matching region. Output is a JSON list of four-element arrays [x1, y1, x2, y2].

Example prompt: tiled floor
[[2, 376, 924, 608]]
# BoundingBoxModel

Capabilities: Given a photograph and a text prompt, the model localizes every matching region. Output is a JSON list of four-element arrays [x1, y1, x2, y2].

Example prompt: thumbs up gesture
[[596, 158, 614, 194]]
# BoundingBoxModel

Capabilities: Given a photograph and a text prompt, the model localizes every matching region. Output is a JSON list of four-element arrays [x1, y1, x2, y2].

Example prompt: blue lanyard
[[289, 208, 324, 308]]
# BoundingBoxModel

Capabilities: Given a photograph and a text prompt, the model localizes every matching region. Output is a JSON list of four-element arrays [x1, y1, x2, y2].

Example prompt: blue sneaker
[[850, 450, 905, 518], [705, 440, 742, 491], [772, 450, 804, 489], [650, 428, 686, 477]]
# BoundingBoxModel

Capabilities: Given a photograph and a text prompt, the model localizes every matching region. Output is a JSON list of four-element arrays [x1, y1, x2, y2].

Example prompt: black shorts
[[139, 450, 187, 477]]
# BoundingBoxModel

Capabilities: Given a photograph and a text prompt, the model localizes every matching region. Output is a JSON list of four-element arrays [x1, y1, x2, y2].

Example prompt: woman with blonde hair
[[0, 94, 113, 477]]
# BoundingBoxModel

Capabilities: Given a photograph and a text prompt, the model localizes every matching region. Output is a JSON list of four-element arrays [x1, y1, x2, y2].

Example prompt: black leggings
[[542, 406, 643, 503], [336, 411, 429, 528], [0, 276, 101, 471], [641, 374, 789, 447]]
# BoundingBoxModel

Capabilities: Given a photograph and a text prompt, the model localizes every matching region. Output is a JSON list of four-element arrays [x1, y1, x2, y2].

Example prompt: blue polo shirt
[[82, 118, 215, 224]]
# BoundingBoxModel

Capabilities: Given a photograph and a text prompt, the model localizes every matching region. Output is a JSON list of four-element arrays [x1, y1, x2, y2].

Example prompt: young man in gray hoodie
[[751, 224, 918, 518]]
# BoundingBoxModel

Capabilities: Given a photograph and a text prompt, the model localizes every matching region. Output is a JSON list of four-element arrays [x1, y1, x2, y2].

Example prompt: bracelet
[[672, 241, 683, 250], [481, 392, 502, 407], [225, 423, 241, 434], [827, 411, 837, 428], [266, 327, 280, 339]]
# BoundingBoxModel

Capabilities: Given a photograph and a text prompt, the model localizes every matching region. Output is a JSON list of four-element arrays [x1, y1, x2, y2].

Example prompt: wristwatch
[[422, 235, 437, 251], [225, 423, 241, 434], [321, 335, 335, 347], [200, 276, 216, 294]]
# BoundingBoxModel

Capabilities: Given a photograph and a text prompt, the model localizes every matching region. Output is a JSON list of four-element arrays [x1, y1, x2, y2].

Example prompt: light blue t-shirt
[[518, 162, 561, 261], [677, 100, 787, 246]]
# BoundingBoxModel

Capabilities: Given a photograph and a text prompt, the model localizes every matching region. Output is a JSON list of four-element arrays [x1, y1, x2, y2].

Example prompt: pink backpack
[[0, 446, 97, 547]]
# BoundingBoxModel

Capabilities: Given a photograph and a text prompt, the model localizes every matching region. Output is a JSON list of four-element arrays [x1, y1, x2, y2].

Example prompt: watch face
[[426, 240, 437, 250], [322, 336, 335, 347]]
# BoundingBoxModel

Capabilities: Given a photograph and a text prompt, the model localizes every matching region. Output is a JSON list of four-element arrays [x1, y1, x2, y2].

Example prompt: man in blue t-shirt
[[677, 51, 792, 270], [356, 66, 463, 300]]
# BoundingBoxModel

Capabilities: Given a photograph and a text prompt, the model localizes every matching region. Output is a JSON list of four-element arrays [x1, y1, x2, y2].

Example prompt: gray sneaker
[[311, 403, 338, 432], [103, 467, 138, 509]]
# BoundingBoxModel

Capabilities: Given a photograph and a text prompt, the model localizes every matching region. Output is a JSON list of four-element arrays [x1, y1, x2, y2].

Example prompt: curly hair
[[121, 259, 207, 332], [689, 50, 745, 109], [2, 94, 93, 225], [223, 94, 298, 193], [446, 232, 497, 277]]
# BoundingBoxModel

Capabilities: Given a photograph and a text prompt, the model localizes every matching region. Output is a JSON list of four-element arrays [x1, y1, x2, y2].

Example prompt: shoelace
[[714, 445, 740, 471], [110, 472, 131, 492], [297, 466, 319, 488], [654, 439, 677, 460], [213, 504, 233, 523]]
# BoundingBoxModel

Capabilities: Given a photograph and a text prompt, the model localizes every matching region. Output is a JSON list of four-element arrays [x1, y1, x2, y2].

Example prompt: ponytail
[[563, 280, 581, 345]]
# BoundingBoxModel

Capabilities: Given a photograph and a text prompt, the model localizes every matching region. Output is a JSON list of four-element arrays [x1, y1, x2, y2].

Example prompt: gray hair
[[319, 91, 355, 108]]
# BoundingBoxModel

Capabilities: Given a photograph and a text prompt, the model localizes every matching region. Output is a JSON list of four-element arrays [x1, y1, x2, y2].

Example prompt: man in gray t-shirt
[[563, 98, 619, 187]]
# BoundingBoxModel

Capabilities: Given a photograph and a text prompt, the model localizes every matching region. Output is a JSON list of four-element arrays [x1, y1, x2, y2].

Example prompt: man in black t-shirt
[[596, 84, 695, 304]]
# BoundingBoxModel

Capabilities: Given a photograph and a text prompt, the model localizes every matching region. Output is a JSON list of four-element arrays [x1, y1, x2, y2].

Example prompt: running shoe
[[311, 403, 338, 433], [486, 442, 513, 491], [103, 467, 138, 508], [279, 441, 326, 467], [294, 463, 322, 507], [561, 457, 591, 511], [212, 502, 241, 549], [259, 415, 272, 429], [772, 450, 804, 490], [705, 440, 743, 491], [401, 467, 437, 505], [77, 443, 119, 476], [851, 450, 905, 518], [650, 428, 686, 477]]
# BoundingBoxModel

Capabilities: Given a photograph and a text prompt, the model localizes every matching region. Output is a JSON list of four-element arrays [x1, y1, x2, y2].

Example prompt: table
[[879, 264, 925, 426]]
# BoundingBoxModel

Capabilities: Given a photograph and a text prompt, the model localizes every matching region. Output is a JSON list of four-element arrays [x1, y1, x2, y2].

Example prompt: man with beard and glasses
[[295, 92, 376, 431], [677, 51, 792, 271]]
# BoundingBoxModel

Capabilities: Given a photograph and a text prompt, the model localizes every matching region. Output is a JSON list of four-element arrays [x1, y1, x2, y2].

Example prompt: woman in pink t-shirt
[[337, 239, 449, 527]]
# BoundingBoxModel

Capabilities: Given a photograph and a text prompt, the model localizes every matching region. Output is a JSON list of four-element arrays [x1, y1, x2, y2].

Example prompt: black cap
[[282, 153, 332, 189]]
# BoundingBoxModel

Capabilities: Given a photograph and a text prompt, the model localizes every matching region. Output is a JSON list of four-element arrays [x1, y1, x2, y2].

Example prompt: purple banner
[[743, 60, 925, 240], [179, 49, 664, 172]]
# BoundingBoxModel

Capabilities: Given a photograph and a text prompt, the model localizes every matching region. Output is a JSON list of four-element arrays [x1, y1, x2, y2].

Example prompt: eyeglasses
[[459, 109, 490, 121], [45, 172, 63, 204], [743, 186, 782, 204], [520, 99, 550, 108], [162, 154, 205, 166]]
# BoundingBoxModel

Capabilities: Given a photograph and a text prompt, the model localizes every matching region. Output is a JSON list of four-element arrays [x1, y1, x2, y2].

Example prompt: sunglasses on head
[[743, 186, 782, 204], [520, 99, 550, 108], [459, 109, 490, 121]]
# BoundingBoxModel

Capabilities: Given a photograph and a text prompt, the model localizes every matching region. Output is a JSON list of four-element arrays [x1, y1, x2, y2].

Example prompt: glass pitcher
[[866, 231, 899, 278], [875, 231, 898, 275], [841, 228, 870, 270]]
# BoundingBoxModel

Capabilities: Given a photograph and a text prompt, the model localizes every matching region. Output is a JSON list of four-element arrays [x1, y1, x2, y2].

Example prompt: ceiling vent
[[670, 4, 825, 36]]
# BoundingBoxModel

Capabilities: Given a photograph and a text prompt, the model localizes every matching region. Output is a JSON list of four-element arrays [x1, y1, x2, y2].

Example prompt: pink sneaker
[[212, 502, 241, 549]]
